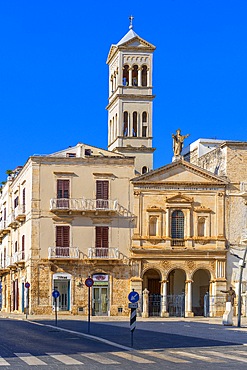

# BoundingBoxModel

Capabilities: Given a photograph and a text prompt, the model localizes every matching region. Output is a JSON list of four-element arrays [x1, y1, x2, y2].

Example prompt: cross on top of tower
[[129, 15, 134, 29]]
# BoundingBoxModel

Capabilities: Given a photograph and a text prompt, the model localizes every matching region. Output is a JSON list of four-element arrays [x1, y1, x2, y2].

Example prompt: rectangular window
[[57, 180, 70, 208], [22, 188, 26, 213], [14, 196, 19, 209], [96, 181, 109, 209], [21, 235, 25, 259], [56, 226, 70, 256], [95, 226, 109, 257], [66, 153, 76, 157]]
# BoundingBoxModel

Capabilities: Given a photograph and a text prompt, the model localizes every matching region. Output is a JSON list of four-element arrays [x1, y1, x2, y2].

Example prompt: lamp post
[[237, 234, 247, 328]]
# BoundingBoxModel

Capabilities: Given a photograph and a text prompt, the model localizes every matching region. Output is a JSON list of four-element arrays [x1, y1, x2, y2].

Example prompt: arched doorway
[[192, 269, 210, 316], [143, 269, 161, 317], [167, 269, 186, 317]]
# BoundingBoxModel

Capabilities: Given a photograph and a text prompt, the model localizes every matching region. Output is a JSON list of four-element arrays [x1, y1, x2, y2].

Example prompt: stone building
[[183, 139, 247, 303], [0, 23, 156, 316], [130, 159, 228, 317]]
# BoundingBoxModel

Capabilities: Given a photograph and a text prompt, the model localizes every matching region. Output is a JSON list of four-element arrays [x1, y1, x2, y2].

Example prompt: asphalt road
[[1, 318, 247, 369]]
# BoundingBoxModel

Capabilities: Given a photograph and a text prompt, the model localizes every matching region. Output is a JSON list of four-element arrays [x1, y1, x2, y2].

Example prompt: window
[[96, 181, 109, 209], [22, 188, 26, 213], [142, 112, 148, 137], [149, 217, 157, 236], [85, 149, 91, 156], [21, 235, 25, 259], [142, 166, 148, 174], [132, 65, 138, 86], [198, 217, 205, 237], [123, 111, 128, 136], [171, 210, 184, 246], [66, 153, 76, 158], [95, 226, 109, 257], [15, 241, 18, 253], [141, 65, 148, 86], [56, 226, 70, 256], [57, 180, 69, 208], [133, 112, 137, 136], [123, 65, 129, 86], [14, 196, 19, 209]]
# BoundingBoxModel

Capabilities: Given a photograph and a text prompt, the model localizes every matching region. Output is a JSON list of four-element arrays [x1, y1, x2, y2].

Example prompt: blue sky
[[0, 1, 247, 180]]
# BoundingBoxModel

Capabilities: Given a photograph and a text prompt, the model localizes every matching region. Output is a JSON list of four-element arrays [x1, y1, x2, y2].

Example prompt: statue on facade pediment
[[172, 129, 190, 156]]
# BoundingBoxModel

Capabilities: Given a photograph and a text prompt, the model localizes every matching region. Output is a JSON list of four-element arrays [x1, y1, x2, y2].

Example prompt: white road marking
[[201, 350, 247, 363], [46, 353, 83, 365], [169, 350, 225, 362], [142, 350, 190, 363], [80, 352, 120, 364], [14, 353, 47, 366], [0, 357, 10, 366], [112, 351, 155, 363]]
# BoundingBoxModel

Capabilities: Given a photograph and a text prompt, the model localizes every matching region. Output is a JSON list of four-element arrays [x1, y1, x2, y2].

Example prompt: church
[[0, 20, 246, 318]]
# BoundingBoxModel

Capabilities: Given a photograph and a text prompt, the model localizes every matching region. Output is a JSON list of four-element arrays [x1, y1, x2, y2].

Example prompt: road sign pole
[[88, 284, 91, 334], [55, 297, 58, 326], [130, 307, 136, 348], [85, 277, 94, 334]]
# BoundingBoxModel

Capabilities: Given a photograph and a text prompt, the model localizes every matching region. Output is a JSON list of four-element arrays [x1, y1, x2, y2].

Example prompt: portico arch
[[192, 269, 210, 316]]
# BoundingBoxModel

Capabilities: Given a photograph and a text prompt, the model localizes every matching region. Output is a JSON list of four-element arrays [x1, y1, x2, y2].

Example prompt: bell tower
[[106, 18, 156, 175]]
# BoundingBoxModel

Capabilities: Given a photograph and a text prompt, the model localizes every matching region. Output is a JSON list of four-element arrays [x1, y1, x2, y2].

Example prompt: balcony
[[88, 247, 119, 259], [7, 213, 18, 228], [0, 220, 10, 235], [48, 246, 79, 259], [171, 238, 185, 247], [6, 256, 14, 267], [13, 251, 25, 264], [50, 198, 134, 218], [14, 204, 26, 222]]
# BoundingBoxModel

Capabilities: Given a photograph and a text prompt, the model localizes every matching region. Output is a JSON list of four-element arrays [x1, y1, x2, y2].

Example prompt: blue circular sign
[[128, 291, 139, 303], [52, 290, 60, 299], [85, 278, 94, 287]]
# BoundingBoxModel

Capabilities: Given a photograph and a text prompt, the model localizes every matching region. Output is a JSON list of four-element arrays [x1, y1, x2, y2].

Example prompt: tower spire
[[129, 15, 134, 29]]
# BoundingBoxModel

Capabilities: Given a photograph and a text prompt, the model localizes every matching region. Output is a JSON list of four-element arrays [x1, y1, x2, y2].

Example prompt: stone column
[[142, 288, 149, 318], [161, 280, 169, 317], [129, 68, 133, 87], [138, 67, 142, 86], [185, 280, 194, 317]]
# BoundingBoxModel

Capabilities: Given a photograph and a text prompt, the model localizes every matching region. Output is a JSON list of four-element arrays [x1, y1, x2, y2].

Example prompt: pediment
[[166, 193, 193, 204], [119, 36, 155, 50], [132, 160, 228, 186]]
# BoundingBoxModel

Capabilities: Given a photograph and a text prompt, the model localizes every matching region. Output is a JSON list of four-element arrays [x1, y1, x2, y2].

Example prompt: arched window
[[132, 65, 138, 86], [142, 112, 148, 137], [142, 65, 148, 86], [142, 166, 148, 174], [171, 210, 184, 246], [198, 217, 205, 237], [123, 65, 129, 86], [149, 216, 157, 236], [133, 112, 137, 136], [123, 111, 128, 136], [115, 114, 118, 138]]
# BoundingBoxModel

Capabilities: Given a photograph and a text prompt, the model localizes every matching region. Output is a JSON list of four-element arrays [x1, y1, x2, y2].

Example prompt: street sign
[[128, 291, 139, 303], [52, 290, 60, 299], [85, 277, 94, 287], [128, 303, 138, 309], [25, 282, 30, 289]]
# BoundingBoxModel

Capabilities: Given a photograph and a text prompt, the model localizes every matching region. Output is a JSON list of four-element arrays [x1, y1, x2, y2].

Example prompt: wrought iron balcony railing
[[88, 247, 119, 259], [14, 204, 26, 221], [171, 238, 185, 246], [13, 251, 25, 263], [50, 198, 134, 218], [48, 246, 79, 259]]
